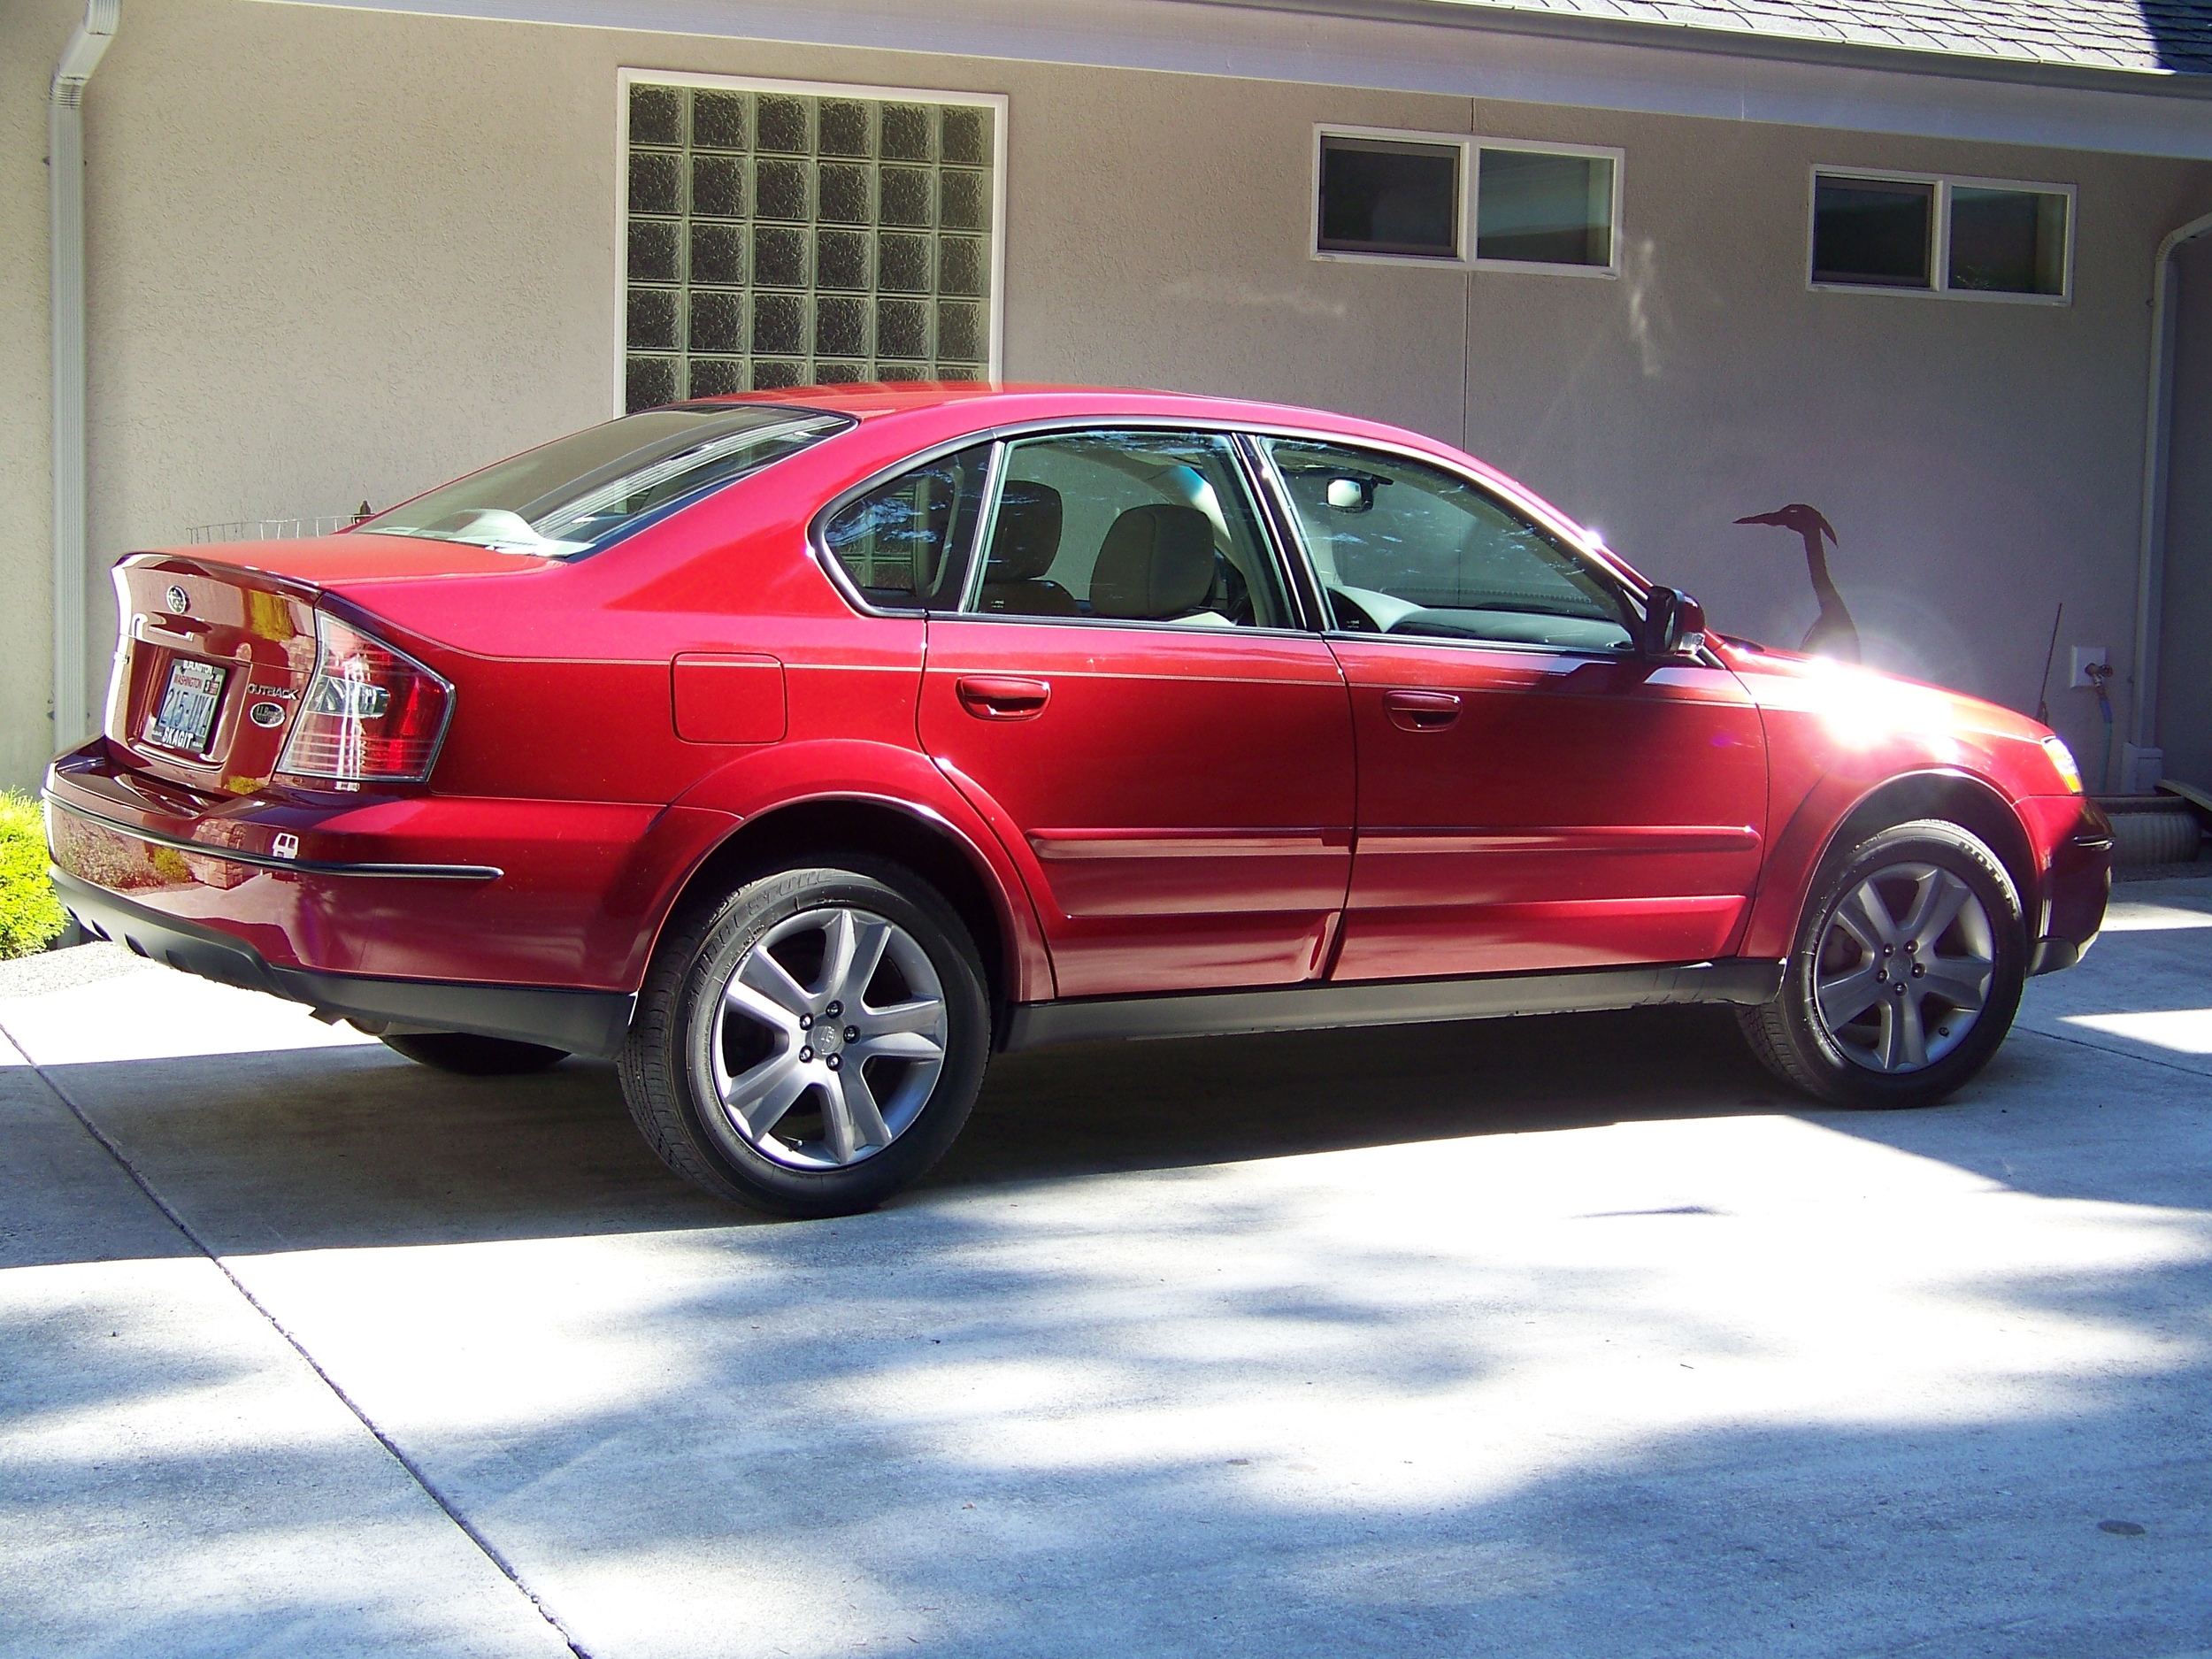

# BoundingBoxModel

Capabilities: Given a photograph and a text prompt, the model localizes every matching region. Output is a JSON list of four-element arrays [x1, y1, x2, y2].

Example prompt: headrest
[[986, 482, 1063, 583], [1089, 504, 1216, 619]]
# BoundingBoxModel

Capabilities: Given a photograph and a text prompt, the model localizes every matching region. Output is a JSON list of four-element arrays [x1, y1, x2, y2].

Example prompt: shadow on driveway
[[16, 1004, 1794, 1257]]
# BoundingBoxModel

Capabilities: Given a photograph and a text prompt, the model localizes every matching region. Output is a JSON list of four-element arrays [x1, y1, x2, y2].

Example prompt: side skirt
[[1001, 959, 1785, 1052]]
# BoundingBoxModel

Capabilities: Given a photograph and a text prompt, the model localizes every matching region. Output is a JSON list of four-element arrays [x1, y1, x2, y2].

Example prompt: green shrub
[[0, 791, 69, 959]]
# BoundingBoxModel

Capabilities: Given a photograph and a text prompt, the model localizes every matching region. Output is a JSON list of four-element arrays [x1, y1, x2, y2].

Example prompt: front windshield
[[359, 403, 850, 557]]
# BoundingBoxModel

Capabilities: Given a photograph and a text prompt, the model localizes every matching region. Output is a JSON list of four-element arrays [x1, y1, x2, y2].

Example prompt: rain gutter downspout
[[50, 0, 119, 752], [2127, 207, 2212, 792]]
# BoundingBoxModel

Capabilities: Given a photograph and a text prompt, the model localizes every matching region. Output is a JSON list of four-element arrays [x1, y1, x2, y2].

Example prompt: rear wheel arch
[[650, 796, 1018, 1018]]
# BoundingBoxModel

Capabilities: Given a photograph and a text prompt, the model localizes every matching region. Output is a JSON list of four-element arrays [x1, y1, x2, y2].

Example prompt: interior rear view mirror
[[1325, 477, 1368, 511]]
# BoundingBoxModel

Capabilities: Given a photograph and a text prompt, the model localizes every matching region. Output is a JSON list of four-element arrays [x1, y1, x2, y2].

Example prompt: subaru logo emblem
[[165, 585, 189, 615]]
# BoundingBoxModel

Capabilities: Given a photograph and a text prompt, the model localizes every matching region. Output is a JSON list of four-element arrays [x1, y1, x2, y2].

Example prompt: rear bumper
[[42, 741, 733, 992], [53, 870, 634, 1056]]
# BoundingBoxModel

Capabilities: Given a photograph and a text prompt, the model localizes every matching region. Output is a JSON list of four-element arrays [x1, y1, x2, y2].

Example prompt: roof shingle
[[1432, 0, 2212, 77]]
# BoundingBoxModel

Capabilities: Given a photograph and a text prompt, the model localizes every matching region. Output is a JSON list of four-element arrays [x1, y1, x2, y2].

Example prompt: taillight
[[276, 611, 453, 786]]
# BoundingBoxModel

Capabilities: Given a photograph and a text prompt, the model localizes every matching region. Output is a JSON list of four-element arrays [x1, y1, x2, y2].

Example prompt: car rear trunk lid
[[107, 555, 328, 797]]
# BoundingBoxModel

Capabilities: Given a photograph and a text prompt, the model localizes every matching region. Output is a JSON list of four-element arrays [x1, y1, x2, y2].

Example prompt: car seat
[[977, 482, 1079, 616], [1088, 503, 1217, 620]]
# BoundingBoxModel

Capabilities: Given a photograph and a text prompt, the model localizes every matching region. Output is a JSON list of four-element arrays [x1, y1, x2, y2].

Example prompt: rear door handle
[[956, 675, 1051, 720], [1382, 688, 1462, 731]]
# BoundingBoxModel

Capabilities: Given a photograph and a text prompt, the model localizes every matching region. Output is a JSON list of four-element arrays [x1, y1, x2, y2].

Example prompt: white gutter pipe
[[2125, 207, 2212, 793], [50, 0, 119, 754]]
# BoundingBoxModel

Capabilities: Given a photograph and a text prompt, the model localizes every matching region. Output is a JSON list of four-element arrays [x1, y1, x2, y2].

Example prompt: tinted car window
[[360, 403, 850, 558], [972, 431, 1294, 629], [822, 445, 992, 611], [1260, 437, 1632, 652]]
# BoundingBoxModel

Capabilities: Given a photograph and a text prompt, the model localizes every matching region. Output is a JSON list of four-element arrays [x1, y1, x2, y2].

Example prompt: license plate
[[148, 657, 228, 754]]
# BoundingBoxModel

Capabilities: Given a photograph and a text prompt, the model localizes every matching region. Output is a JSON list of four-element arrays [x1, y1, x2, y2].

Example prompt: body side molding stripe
[[1358, 825, 1761, 856], [51, 799, 505, 881], [1029, 826, 1351, 859]]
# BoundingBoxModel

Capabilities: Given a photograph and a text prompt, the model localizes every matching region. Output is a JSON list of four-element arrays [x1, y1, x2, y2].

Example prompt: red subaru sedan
[[45, 386, 2112, 1217]]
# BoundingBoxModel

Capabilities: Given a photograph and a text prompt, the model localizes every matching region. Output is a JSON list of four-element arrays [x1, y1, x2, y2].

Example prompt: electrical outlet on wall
[[2070, 646, 2109, 688]]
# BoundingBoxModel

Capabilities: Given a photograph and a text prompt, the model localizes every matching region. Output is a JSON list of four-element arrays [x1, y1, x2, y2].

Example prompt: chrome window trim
[[1242, 429, 1649, 661], [1232, 431, 1335, 635], [810, 434, 1001, 618], [955, 439, 1010, 614], [956, 426, 1305, 638], [806, 412, 1647, 630]]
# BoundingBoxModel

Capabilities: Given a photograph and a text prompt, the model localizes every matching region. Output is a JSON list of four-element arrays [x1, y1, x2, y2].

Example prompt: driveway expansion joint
[[0, 1010, 595, 1659]]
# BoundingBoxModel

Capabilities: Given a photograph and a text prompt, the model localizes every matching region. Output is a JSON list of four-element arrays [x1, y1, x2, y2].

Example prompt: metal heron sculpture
[[1736, 503, 1861, 663]]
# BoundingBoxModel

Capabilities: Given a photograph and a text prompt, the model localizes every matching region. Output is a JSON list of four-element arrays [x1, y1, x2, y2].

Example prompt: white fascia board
[[259, 0, 2212, 159]]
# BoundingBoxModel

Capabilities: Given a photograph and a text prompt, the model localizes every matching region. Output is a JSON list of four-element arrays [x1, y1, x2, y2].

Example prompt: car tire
[[1738, 818, 2026, 1110], [618, 858, 991, 1218], [378, 1032, 571, 1075]]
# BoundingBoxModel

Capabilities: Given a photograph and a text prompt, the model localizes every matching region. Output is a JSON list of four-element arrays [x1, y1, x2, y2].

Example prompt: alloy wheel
[[1811, 861, 1995, 1074], [706, 905, 949, 1170]]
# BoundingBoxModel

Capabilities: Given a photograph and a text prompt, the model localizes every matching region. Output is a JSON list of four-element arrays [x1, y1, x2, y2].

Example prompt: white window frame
[[1310, 124, 1472, 267], [1309, 126, 1623, 279], [1808, 165, 2076, 306], [1470, 135, 1624, 280], [614, 68, 1009, 416]]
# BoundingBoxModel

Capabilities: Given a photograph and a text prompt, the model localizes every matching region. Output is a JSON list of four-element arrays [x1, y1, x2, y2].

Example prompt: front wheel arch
[[1778, 771, 2039, 956]]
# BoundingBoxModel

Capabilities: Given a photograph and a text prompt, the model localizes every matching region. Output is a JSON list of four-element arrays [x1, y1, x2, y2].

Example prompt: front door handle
[[1382, 688, 1462, 731], [956, 675, 1051, 720]]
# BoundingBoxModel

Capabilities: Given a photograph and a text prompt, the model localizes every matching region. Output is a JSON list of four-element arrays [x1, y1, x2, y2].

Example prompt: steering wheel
[[1212, 551, 1257, 627]]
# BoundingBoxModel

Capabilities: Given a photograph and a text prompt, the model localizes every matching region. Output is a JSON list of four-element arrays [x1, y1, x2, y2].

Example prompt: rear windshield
[[357, 403, 850, 558]]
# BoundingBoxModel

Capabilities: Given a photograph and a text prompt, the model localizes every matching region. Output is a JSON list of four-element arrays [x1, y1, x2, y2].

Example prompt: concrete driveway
[[4, 878, 2209, 1659]]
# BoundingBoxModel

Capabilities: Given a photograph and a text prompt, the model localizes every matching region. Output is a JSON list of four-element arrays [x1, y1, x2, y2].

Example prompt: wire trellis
[[186, 506, 373, 543]]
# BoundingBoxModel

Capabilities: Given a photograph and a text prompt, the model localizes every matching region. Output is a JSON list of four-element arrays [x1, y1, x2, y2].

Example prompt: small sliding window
[[1473, 140, 1618, 273], [1810, 168, 2073, 303], [1312, 128, 1622, 274], [1314, 129, 1467, 261]]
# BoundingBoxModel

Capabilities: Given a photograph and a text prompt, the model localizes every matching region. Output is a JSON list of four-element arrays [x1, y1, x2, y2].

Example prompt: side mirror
[[1640, 587, 1707, 658]]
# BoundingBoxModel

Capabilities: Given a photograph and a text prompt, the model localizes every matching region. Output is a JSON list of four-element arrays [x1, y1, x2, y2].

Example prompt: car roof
[[681, 383, 1622, 581], [680, 383, 1458, 454]]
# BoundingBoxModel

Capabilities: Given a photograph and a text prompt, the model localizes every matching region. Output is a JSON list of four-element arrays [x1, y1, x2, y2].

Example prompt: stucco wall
[[0, 0, 78, 793], [5, 0, 2209, 791], [2159, 236, 2212, 791], [1454, 102, 2212, 783]]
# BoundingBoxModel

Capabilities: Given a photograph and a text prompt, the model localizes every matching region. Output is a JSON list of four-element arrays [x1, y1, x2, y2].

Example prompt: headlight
[[2040, 734, 2084, 795]]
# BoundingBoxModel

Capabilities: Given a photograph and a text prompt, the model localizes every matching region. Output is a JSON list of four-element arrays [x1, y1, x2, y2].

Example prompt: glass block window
[[1811, 170, 2073, 303], [623, 76, 999, 411]]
